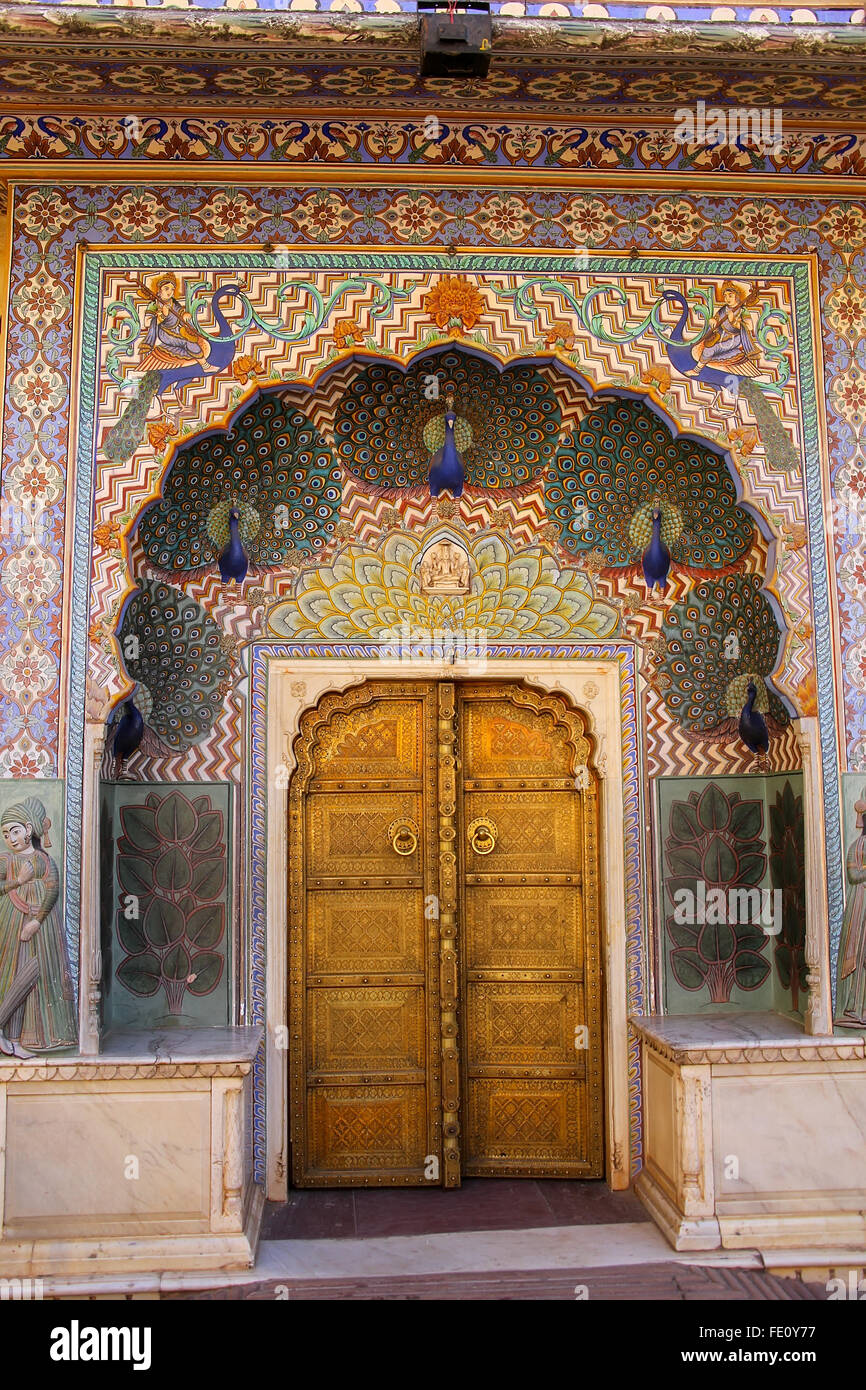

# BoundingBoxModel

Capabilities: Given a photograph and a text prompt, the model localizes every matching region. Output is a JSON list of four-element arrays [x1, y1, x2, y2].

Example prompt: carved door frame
[[263, 655, 631, 1202]]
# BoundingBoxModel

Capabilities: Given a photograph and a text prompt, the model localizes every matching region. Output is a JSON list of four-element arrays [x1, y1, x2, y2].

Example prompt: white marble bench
[[0, 1026, 263, 1279], [632, 1011, 866, 1255]]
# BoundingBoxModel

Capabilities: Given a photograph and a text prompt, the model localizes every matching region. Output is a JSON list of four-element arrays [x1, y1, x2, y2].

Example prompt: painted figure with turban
[[0, 797, 76, 1056]]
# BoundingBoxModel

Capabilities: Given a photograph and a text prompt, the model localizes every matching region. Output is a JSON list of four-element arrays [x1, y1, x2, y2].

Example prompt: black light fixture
[[418, 1, 492, 79]]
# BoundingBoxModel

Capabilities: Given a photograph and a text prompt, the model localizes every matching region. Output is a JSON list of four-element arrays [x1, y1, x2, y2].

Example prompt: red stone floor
[[260, 1177, 649, 1241], [159, 1183, 830, 1300]]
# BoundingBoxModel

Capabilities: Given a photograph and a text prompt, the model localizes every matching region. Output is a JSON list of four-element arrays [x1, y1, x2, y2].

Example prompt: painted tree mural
[[769, 779, 808, 1012], [664, 783, 770, 1003], [115, 789, 226, 1016]]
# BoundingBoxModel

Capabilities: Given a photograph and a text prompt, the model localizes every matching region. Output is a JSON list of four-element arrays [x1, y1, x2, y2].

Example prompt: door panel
[[463, 789, 581, 877], [289, 678, 603, 1187], [289, 684, 442, 1187], [307, 888, 425, 976], [307, 792, 423, 878], [458, 683, 603, 1178], [463, 884, 583, 973]]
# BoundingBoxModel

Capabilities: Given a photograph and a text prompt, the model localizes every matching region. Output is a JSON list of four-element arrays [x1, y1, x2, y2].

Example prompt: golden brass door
[[289, 679, 603, 1187], [458, 683, 603, 1178]]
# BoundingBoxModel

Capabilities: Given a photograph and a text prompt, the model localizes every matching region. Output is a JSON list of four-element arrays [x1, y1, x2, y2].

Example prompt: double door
[[288, 679, 603, 1187]]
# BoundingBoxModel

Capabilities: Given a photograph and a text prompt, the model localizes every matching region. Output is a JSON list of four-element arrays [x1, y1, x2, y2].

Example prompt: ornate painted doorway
[[288, 679, 603, 1188]]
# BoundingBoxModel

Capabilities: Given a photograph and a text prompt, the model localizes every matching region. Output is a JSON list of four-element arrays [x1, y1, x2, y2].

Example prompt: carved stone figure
[[418, 538, 471, 594]]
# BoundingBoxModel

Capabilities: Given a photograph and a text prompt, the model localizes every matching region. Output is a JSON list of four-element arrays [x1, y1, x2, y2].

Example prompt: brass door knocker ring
[[467, 817, 497, 855], [388, 818, 419, 856]]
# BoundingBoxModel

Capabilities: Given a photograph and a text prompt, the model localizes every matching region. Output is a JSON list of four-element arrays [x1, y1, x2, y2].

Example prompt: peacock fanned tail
[[103, 372, 162, 464], [137, 393, 341, 574], [659, 573, 789, 737], [546, 398, 754, 572], [117, 579, 231, 750], [333, 349, 560, 490]]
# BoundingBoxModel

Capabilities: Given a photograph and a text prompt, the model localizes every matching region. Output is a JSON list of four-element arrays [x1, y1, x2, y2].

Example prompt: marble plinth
[[632, 1013, 866, 1254], [0, 1028, 264, 1277]]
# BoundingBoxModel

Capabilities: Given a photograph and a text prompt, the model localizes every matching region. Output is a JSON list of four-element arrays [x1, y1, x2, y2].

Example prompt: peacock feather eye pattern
[[333, 349, 561, 489], [546, 398, 754, 572], [660, 573, 789, 736], [137, 393, 342, 572], [118, 580, 231, 749]]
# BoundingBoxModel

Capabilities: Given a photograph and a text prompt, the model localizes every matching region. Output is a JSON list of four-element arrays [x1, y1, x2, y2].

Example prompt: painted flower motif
[[332, 321, 365, 350], [730, 200, 790, 252], [223, 122, 271, 159], [10, 365, 65, 416], [147, 419, 180, 453], [477, 195, 533, 244], [826, 279, 866, 340], [92, 521, 124, 554], [0, 744, 48, 780], [291, 191, 354, 243], [840, 467, 866, 504], [0, 639, 54, 709], [563, 195, 615, 247], [204, 191, 258, 241], [112, 190, 161, 242], [19, 190, 66, 243], [830, 369, 866, 425], [232, 353, 267, 384], [361, 124, 411, 160], [12, 276, 71, 328], [1, 547, 62, 609], [383, 193, 444, 243], [423, 276, 485, 331], [80, 118, 129, 156], [648, 199, 706, 249], [88, 620, 110, 651], [500, 126, 548, 164], [818, 203, 866, 253], [7, 459, 63, 509]]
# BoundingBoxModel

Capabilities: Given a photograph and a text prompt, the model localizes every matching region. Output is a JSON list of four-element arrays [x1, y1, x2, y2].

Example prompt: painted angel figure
[[137, 273, 208, 374], [685, 280, 765, 377]]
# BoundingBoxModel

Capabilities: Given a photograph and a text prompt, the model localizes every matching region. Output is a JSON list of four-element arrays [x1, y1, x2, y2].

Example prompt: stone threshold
[[37, 1221, 761, 1298]]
